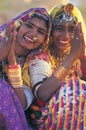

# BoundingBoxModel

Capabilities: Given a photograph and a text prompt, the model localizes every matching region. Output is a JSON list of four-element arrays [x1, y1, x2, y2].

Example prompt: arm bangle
[[34, 85, 41, 98], [54, 65, 70, 81]]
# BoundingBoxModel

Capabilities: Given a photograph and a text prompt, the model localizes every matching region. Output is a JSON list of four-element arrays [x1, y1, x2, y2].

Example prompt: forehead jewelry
[[64, 3, 74, 13], [54, 3, 77, 26]]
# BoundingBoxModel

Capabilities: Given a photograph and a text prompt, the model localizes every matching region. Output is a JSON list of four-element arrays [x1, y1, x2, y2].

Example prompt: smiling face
[[52, 22, 76, 53], [16, 16, 48, 55]]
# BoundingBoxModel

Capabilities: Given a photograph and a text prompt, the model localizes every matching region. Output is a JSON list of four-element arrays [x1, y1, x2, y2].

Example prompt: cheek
[[52, 33, 59, 41], [17, 29, 24, 38], [52, 31, 61, 38], [18, 25, 27, 34], [34, 42, 42, 49], [38, 35, 45, 43]]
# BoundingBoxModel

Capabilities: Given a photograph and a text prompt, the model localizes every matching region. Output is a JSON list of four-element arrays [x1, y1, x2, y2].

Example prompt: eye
[[54, 26, 63, 32], [25, 23, 33, 29], [68, 26, 76, 33], [38, 30, 46, 36]]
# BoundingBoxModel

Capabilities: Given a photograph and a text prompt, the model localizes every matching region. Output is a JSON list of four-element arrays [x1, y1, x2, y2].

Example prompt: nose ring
[[33, 37, 38, 42]]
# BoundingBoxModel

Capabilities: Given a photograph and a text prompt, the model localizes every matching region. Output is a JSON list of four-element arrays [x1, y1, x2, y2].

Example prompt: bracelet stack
[[54, 65, 70, 80], [7, 64, 23, 88]]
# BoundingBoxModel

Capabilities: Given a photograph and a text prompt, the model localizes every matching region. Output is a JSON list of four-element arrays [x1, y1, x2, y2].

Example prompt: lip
[[24, 35, 34, 43], [57, 41, 70, 49], [60, 40, 69, 44]]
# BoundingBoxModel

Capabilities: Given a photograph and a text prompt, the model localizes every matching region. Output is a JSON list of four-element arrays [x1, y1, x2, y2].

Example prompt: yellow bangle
[[7, 64, 23, 88], [54, 65, 70, 80]]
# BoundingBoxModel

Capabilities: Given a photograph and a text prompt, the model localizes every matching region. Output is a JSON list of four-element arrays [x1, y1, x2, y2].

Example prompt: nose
[[28, 28, 38, 37], [64, 29, 70, 39], [31, 28, 38, 37], [32, 29, 38, 42]]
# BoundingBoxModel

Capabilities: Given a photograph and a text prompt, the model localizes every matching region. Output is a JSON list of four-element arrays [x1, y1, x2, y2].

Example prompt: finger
[[73, 23, 80, 40], [13, 25, 17, 42], [74, 23, 83, 43], [78, 23, 85, 58], [5, 22, 13, 37], [78, 22, 83, 39], [78, 22, 83, 34], [9, 25, 17, 54], [80, 33, 85, 57], [4, 23, 15, 44]]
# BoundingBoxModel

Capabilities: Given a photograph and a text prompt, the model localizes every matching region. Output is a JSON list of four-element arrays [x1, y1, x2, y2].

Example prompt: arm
[[0, 27, 12, 61], [29, 23, 83, 102], [80, 56, 86, 81], [4, 22, 27, 109], [29, 53, 75, 102]]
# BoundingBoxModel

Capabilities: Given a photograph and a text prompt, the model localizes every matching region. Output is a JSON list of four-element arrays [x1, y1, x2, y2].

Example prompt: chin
[[58, 47, 67, 51]]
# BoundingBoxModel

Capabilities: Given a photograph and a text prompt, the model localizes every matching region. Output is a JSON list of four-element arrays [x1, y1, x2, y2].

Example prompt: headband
[[0, 8, 52, 40], [50, 3, 78, 26]]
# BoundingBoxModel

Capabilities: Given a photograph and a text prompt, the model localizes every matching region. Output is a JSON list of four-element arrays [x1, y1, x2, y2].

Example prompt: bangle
[[34, 85, 41, 98], [54, 65, 70, 80], [7, 64, 23, 88], [8, 64, 20, 69]]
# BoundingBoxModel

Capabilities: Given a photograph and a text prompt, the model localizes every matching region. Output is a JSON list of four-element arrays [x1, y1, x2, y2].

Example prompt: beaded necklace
[[50, 46, 70, 63], [49, 45, 78, 76]]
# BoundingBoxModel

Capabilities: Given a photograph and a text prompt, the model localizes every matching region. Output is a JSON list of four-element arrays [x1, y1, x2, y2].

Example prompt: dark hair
[[17, 14, 49, 33]]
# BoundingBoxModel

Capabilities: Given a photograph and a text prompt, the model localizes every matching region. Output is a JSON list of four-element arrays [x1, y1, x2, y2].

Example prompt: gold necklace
[[51, 47, 70, 62]]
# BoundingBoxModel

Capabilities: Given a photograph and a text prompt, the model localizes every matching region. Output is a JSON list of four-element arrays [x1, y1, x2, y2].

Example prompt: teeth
[[24, 36, 33, 42], [60, 40, 69, 44]]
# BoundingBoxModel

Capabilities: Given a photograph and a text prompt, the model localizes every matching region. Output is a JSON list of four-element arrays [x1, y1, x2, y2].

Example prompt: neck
[[50, 45, 70, 62]]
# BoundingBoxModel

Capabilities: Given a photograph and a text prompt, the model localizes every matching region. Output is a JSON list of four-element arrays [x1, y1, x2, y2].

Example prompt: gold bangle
[[11, 85, 23, 88], [54, 65, 70, 80], [7, 64, 23, 88]]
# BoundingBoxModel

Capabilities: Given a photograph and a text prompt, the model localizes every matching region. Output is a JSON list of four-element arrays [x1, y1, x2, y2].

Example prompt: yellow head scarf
[[49, 3, 86, 55]]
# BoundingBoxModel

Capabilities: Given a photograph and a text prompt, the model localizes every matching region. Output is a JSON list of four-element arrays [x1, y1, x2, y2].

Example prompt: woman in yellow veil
[[49, 3, 86, 80], [27, 3, 86, 130]]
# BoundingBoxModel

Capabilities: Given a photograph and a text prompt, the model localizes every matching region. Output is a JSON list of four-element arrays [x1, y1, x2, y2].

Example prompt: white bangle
[[34, 84, 41, 98], [23, 85, 33, 111]]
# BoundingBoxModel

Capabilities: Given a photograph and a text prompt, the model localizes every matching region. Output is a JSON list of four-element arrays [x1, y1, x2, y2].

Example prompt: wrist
[[7, 64, 23, 88], [62, 54, 75, 70], [8, 64, 19, 69], [53, 65, 70, 81]]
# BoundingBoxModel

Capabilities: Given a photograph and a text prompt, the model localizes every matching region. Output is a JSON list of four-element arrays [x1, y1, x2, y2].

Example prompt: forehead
[[25, 17, 47, 26], [55, 22, 76, 27], [23, 17, 48, 32]]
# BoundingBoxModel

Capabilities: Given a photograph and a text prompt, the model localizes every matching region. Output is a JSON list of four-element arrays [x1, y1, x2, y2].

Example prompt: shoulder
[[29, 51, 50, 62]]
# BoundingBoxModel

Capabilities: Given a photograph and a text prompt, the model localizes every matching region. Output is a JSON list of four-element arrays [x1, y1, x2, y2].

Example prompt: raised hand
[[7, 22, 17, 65], [70, 23, 83, 61], [0, 21, 17, 62]]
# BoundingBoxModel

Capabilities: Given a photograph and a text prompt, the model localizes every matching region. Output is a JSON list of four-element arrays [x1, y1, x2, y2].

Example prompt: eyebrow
[[55, 24, 76, 28], [26, 20, 47, 33]]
